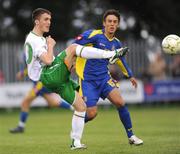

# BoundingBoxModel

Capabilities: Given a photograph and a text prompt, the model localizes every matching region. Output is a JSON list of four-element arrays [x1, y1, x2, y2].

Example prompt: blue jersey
[[75, 29, 132, 80]]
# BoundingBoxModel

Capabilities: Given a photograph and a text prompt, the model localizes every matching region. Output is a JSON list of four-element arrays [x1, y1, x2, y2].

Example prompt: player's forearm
[[116, 57, 133, 78], [41, 54, 53, 65], [46, 45, 54, 64], [40, 46, 54, 65], [42, 36, 56, 65]]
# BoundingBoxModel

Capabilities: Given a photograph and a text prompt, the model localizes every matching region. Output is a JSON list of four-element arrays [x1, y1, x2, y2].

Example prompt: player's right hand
[[129, 77, 138, 88], [46, 36, 56, 48]]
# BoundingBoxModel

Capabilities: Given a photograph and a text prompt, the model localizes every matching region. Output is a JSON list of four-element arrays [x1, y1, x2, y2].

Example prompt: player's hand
[[16, 71, 24, 81], [129, 77, 138, 88], [46, 36, 56, 48]]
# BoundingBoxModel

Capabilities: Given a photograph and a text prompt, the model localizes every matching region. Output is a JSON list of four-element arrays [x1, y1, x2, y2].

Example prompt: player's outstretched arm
[[114, 50, 134, 80]]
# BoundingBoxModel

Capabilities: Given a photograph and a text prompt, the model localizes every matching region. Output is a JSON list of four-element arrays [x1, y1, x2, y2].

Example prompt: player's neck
[[104, 32, 114, 40], [32, 27, 44, 37]]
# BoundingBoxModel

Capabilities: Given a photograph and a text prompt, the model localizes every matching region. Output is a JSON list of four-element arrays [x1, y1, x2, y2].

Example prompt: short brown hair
[[32, 8, 51, 24], [103, 9, 120, 22]]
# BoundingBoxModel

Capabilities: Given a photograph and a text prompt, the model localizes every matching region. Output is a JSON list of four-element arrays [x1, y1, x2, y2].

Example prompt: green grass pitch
[[0, 105, 180, 154]]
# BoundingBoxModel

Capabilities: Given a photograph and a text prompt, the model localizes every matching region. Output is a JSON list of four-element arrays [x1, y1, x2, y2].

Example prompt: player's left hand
[[129, 77, 138, 88], [16, 71, 24, 81]]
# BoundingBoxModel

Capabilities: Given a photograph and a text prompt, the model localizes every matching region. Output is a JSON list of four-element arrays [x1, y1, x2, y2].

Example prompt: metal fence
[[0, 40, 173, 83]]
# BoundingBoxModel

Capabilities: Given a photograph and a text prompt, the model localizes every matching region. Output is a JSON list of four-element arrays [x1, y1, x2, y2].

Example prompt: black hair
[[103, 9, 120, 22], [32, 8, 51, 24]]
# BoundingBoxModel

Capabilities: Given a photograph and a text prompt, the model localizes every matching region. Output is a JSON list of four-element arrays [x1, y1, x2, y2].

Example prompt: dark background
[[0, 0, 180, 42]]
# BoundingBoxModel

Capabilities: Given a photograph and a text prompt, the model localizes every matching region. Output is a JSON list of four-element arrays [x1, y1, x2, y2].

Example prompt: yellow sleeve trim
[[88, 30, 103, 38], [116, 59, 129, 77], [23, 68, 28, 76]]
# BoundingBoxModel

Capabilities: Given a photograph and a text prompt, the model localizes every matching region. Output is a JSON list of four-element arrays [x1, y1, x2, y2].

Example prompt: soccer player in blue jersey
[[74, 9, 143, 145], [9, 67, 74, 133]]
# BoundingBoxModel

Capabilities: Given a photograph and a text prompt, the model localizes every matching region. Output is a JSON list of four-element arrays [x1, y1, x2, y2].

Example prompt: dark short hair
[[32, 8, 51, 24], [103, 9, 120, 22]]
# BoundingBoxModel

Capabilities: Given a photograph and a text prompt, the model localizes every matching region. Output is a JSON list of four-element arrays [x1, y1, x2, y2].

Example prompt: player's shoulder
[[88, 29, 103, 38], [81, 29, 103, 38], [25, 32, 45, 45], [25, 32, 37, 43]]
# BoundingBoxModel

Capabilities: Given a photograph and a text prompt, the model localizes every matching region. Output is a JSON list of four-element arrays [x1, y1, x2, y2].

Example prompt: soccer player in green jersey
[[23, 8, 127, 150]]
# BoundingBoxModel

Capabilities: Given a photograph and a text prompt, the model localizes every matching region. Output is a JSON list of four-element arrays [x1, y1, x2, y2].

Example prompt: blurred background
[[0, 0, 180, 107], [1, 2, 180, 153]]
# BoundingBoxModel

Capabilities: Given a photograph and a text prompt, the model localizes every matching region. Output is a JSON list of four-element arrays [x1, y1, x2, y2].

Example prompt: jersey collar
[[102, 29, 115, 41]]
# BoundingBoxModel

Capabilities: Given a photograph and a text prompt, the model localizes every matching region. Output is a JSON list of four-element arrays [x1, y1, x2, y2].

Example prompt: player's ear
[[35, 19, 39, 25], [117, 23, 120, 28], [103, 21, 105, 27]]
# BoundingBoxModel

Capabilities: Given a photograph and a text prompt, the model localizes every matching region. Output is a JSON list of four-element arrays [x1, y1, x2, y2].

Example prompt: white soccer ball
[[162, 34, 180, 54]]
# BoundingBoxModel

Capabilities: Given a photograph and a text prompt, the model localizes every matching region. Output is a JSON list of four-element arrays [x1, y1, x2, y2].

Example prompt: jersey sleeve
[[114, 39, 133, 78], [115, 57, 133, 78], [24, 42, 33, 64], [74, 29, 97, 45]]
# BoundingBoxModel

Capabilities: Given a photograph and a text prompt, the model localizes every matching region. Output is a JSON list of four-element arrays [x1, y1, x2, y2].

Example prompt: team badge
[[75, 35, 83, 40]]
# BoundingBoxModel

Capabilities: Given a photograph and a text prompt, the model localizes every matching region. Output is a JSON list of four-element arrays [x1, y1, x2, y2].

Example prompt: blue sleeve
[[120, 56, 133, 78], [118, 56, 133, 78], [117, 41, 122, 49], [116, 39, 133, 78], [114, 39, 123, 50]]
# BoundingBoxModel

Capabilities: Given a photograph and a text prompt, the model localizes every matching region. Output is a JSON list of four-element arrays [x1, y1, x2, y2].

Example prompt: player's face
[[37, 13, 51, 33], [103, 15, 119, 35]]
